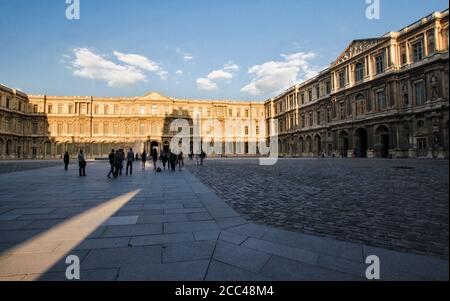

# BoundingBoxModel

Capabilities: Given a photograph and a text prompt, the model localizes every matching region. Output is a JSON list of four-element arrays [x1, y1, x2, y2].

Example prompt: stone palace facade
[[265, 9, 449, 159], [0, 9, 448, 160]]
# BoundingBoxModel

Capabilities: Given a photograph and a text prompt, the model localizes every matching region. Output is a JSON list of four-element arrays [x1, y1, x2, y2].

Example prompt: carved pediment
[[333, 38, 389, 66], [138, 92, 171, 102]]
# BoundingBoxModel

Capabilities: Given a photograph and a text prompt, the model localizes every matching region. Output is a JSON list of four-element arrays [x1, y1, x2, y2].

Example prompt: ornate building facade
[[266, 9, 449, 159], [0, 89, 264, 159], [1, 10, 449, 160]]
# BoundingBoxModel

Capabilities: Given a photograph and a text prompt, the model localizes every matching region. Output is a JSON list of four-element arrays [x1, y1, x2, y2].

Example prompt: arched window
[[355, 63, 364, 82]]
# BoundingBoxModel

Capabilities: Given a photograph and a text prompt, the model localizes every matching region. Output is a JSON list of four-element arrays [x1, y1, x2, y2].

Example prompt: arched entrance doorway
[[354, 128, 368, 158], [376, 126, 390, 158], [306, 136, 312, 154], [339, 131, 349, 157], [314, 135, 322, 155], [6, 140, 12, 157], [298, 137, 304, 155], [151, 141, 160, 152]]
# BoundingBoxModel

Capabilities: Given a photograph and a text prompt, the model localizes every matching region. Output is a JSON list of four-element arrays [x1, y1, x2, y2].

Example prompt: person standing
[[63, 152, 70, 171], [113, 150, 121, 178], [126, 148, 135, 175], [162, 152, 168, 170], [178, 152, 184, 171], [107, 149, 115, 179], [152, 149, 158, 171], [141, 150, 147, 170], [119, 149, 125, 176], [78, 150, 86, 177]]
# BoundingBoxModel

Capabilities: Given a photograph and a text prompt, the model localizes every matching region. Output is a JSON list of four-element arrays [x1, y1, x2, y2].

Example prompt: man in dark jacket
[[63, 152, 70, 171], [107, 149, 115, 179], [126, 148, 135, 176]]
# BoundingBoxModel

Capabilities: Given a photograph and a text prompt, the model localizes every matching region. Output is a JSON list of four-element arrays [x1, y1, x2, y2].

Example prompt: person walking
[[113, 150, 121, 178], [177, 152, 184, 171], [200, 151, 206, 166], [63, 151, 70, 171], [126, 148, 135, 175], [169, 151, 176, 172], [162, 152, 168, 170], [78, 150, 86, 177], [119, 149, 125, 176], [152, 149, 158, 171], [141, 150, 147, 170], [107, 149, 115, 179]]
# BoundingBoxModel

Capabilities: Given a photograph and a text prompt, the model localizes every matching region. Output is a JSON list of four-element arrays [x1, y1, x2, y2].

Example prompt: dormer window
[[355, 62, 364, 82]]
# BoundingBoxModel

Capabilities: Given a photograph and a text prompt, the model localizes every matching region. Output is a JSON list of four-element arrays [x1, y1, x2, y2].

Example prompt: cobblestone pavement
[[0, 160, 68, 174], [187, 158, 449, 259], [0, 161, 447, 281]]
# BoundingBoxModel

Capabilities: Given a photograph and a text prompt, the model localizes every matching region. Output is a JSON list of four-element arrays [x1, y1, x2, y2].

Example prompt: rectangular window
[[33, 105, 38, 113], [412, 40, 424, 62], [103, 123, 109, 135], [228, 109, 233, 117], [6, 98, 10, 109], [326, 81, 331, 94], [377, 91, 386, 110], [414, 82, 426, 105], [244, 126, 249, 135], [375, 54, 385, 74], [68, 104, 74, 114], [57, 123, 63, 135], [32, 123, 38, 135], [114, 106, 119, 115], [308, 90, 313, 101], [400, 45, 407, 65], [245, 110, 249, 118], [103, 105, 109, 115], [48, 105, 53, 114], [140, 105, 145, 115], [317, 110, 321, 125], [140, 123, 145, 135], [93, 123, 99, 135], [256, 126, 260, 135], [94, 105, 99, 115], [339, 72, 345, 88]]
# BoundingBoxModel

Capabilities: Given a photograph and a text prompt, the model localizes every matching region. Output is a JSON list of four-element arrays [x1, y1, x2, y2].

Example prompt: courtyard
[[0, 158, 448, 281]]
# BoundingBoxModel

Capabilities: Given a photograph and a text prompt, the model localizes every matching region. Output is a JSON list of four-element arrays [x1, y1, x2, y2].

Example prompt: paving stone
[[102, 216, 139, 226], [205, 260, 272, 281], [130, 233, 195, 246], [137, 214, 188, 224], [163, 240, 216, 263], [219, 231, 248, 245], [215, 217, 248, 229], [30, 268, 120, 281], [194, 230, 221, 241], [260, 256, 362, 281], [227, 223, 270, 239], [242, 237, 319, 265], [101, 224, 163, 238], [164, 221, 220, 234], [187, 212, 213, 221], [117, 260, 209, 281], [82, 246, 162, 269], [212, 241, 271, 274], [63, 237, 131, 250]]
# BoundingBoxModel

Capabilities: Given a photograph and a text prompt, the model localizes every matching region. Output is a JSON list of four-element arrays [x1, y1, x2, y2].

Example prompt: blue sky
[[0, 0, 448, 100]]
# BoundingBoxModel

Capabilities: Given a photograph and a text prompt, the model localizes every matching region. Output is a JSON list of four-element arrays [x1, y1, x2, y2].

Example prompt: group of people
[[106, 148, 137, 179], [64, 148, 205, 177]]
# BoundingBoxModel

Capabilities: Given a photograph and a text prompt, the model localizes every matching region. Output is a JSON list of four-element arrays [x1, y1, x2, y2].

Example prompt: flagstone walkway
[[0, 162, 447, 281]]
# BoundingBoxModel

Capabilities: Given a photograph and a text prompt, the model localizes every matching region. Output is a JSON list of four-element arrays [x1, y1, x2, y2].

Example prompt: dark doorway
[[381, 134, 390, 158], [339, 131, 349, 157], [354, 128, 368, 158]]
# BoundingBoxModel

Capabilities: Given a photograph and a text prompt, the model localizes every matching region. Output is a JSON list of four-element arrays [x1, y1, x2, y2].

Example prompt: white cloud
[[176, 70, 184, 76], [196, 62, 240, 91], [207, 69, 233, 80], [196, 78, 218, 91], [184, 55, 194, 62], [113, 51, 168, 80], [241, 52, 320, 96], [71, 48, 147, 87]]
